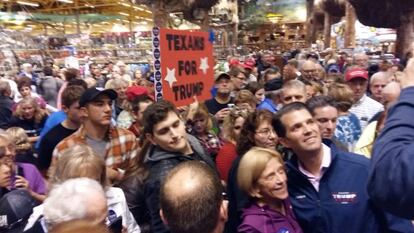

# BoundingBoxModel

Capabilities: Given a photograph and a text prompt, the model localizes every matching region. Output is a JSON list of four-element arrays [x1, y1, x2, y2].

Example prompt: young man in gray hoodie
[[142, 100, 217, 233]]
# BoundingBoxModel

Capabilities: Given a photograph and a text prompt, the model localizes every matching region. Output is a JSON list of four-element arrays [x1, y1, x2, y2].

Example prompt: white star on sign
[[199, 57, 209, 74], [164, 67, 177, 88]]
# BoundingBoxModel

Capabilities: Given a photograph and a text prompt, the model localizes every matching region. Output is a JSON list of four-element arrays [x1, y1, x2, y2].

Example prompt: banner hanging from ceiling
[[152, 27, 214, 106]]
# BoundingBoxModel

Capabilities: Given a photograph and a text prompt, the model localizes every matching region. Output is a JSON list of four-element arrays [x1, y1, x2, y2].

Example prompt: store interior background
[[0, 0, 405, 75]]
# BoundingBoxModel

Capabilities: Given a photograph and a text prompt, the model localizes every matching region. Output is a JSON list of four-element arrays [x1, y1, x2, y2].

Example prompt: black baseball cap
[[264, 78, 283, 92], [0, 190, 39, 233], [79, 87, 118, 107], [215, 73, 231, 82]]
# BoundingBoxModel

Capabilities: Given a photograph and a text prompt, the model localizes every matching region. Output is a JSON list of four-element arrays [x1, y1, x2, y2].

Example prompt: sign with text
[[152, 27, 214, 106]]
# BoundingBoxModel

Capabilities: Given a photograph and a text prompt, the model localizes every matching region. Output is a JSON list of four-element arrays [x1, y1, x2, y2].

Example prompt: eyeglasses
[[255, 128, 276, 137]]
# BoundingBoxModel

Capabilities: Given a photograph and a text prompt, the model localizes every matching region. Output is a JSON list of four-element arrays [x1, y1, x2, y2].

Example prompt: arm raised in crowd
[[368, 57, 414, 219]]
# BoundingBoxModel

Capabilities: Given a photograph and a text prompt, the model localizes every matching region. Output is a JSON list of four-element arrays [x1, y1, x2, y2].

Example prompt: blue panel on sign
[[156, 81, 162, 92], [154, 49, 160, 59], [153, 27, 160, 36], [157, 93, 163, 101], [155, 71, 161, 81], [154, 60, 161, 70], [153, 37, 160, 47]]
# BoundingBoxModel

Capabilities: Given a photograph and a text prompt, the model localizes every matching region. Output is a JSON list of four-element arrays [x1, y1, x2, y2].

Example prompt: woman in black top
[[10, 97, 48, 143]]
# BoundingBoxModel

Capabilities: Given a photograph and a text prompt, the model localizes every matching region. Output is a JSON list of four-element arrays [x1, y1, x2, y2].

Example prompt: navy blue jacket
[[286, 142, 414, 233], [369, 86, 414, 219]]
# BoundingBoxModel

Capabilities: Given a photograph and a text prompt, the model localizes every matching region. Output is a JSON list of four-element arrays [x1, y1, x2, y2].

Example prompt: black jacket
[[143, 134, 216, 233], [117, 171, 151, 233], [0, 96, 14, 129]]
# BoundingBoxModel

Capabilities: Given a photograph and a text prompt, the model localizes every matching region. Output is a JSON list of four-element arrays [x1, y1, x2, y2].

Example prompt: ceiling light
[[119, 12, 129, 16], [56, 0, 73, 3], [120, 2, 130, 7], [17, 1, 39, 7]]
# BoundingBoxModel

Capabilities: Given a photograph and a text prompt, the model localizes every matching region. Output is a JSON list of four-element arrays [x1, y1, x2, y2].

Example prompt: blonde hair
[[328, 83, 355, 112], [106, 78, 128, 89], [5, 127, 31, 152], [51, 145, 107, 188], [193, 103, 213, 133], [305, 80, 325, 96], [14, 97, 47, 124], [234, 90, 257, 108], [237, 147, 284, 196], [222, 108, 249, 143]]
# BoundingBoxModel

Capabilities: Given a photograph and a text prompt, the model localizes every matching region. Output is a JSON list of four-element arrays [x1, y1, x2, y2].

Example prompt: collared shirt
[[298, 144, 331, 191], [52, 125, 137, 169], [349, 94, 384, 130]]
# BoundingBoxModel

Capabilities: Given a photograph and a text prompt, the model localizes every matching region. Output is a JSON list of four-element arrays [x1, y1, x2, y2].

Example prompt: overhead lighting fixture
[[17, 1, 39, 7], [56, 0, 73, 3], [119, 12, 129, 16], [120, 2, 130, 7]]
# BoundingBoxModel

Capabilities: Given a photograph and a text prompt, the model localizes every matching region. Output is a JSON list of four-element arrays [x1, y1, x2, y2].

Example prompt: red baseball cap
[[243, 58, 256, 70], [229, 58, 240, 67], [345, 68, 368, 82], [126, 86, 152, 101]]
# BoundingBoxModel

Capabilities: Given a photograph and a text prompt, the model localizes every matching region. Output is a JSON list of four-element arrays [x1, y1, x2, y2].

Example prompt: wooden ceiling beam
[[35, 3, 118, 12]]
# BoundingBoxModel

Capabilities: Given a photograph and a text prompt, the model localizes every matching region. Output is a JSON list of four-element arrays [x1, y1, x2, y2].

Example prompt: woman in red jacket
[[216, 107, 248, 181]]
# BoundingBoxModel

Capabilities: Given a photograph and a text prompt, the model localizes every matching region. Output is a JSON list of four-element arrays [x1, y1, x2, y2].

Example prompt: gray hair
[[282, 79, 306, 92], [0, 81, 10, 96], [43, 178, 106, 227], [22, 63, 32, 69], [370, 71, 391, 85], [106, 78, 128, 89]]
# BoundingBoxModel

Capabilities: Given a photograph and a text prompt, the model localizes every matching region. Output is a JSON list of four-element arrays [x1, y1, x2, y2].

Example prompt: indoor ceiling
[[0, 0, 154, 34]]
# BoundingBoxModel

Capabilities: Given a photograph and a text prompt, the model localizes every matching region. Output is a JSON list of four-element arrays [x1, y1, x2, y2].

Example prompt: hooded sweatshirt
[[238, 199, 303, 233]]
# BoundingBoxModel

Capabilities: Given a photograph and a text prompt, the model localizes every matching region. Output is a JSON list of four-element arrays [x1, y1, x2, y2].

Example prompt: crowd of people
[[0, 48, 414, 233]]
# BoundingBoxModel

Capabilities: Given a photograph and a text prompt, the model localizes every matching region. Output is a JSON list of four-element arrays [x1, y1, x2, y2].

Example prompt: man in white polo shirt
[[345, 67, 383, 130]]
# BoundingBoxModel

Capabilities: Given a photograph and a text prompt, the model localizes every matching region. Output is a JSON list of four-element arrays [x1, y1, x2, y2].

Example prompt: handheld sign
[[152, 27, 214, 106]]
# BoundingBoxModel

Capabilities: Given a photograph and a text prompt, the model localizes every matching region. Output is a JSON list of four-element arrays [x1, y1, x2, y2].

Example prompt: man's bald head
[[160, 161, 225, 233]]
